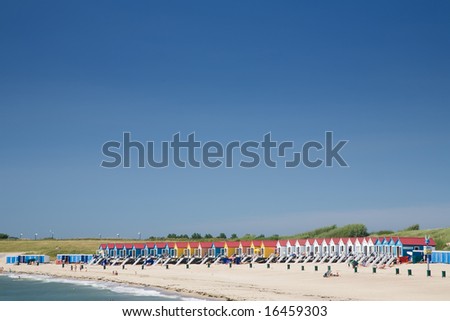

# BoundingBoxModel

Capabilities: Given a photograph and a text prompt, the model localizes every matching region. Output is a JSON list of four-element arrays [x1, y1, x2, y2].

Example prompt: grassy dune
[[372, 227, 450, 251], [0, 239, 117, 259]]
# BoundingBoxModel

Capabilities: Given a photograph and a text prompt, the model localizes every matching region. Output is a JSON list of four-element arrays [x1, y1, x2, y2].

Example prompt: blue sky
[[1, 1, 449, 239]]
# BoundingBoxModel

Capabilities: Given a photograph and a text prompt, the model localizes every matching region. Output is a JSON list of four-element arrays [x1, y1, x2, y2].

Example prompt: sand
[[1, 257, 450, 301]]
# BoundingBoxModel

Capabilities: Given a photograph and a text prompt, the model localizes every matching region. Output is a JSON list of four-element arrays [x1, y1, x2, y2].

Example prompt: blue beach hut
[[155, 242, 169, 256]]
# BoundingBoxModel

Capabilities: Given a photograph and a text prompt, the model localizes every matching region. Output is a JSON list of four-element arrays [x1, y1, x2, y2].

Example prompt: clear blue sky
[[1, 1, 449, 239]]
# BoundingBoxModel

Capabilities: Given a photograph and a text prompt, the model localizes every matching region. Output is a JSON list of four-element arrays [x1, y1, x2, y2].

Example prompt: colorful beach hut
[[240, 241, 253, 256], [398, 237, 435, 256], [224, 241, 240, 256], [305, 239, 313, 255], [295, 239, 306, 255], [376, 238, 386, 254], [367, 237, 377, 255], [106, 243, 116, 257], [188, 242, 201, 257], [98, 244, 107, 256], [276, 240, 288, 256], [261, 240, 277, 258], [134, 243, 145, 257], [124, 243, 134, 257], [155, 242, 169, 256], [166, 242, 176, 257], [321, 239, 330, 256], [174, 242, 189, 257], [346, 238, 354, 254], [199, 242, 213, 257], [361, 238, 369, 255], [286, 240, 296, 256], [213, 241, 226, 256], [145, 242, 155, 256], [329, 238, 339, 255], [313, 238, 322, 255], [114, 244, 125, 257], [6, 255, 50, 264], [251, 240, 262, 256], [56, 254, 93, 264]]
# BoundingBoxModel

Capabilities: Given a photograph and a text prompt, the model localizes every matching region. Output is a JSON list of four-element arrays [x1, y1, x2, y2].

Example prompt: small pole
[[287, 264, 290, 270], [408, 269, 412, 276], [354, 267, 358, 273], [372, 267, 376, 274], [425, 236, 430, 272], [301, 265, 305, 271], [314, 265, 318, 271], [249, 263, 252, 268], [396, 268, 399, 275], [267, 263, 270, 269], [186, 264, 189, 269], [166, 265, 169, 269], [442, 271, 446, 278]]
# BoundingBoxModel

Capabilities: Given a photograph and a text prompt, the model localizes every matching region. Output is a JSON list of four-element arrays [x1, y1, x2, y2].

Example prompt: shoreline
[[2, 260, 450, 301], [0, 269, 215, 301]]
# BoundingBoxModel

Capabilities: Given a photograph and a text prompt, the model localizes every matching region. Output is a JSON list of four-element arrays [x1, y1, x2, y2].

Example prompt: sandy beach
[[1, 255, 449, 301]]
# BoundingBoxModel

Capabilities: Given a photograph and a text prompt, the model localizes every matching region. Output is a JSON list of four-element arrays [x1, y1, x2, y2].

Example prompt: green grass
[[285, 224, 369, 239], [286, 224, 450, 250], [0, 239, 127, 260], [371, 227, 450, 251]]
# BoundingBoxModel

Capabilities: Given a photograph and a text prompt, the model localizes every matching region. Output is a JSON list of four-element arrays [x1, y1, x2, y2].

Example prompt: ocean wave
[[4, 273, 190, 299]]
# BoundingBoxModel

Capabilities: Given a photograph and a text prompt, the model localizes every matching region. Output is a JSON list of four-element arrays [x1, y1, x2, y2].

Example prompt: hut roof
[[175, 242, 189, 248], [262, 240, 278, 247], [252, 240, 262, 247], [225, 241, 240, 247], [155, 242, 167, 248], [399, 237, 436, 246]]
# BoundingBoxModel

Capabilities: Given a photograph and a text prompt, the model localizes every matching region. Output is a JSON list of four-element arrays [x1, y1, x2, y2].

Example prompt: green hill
[[286, 224, 450, 250], [0, 239, 115, 260], [285, 224, 369, 239], [371, 227, 450, 251]]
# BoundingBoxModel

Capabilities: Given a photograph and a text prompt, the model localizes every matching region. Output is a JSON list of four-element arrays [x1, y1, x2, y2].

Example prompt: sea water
[[0, 274, 197, 301]]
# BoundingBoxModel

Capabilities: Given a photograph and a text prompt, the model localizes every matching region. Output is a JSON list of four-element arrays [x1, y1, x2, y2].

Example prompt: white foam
[[5, 273, 185, 299]]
